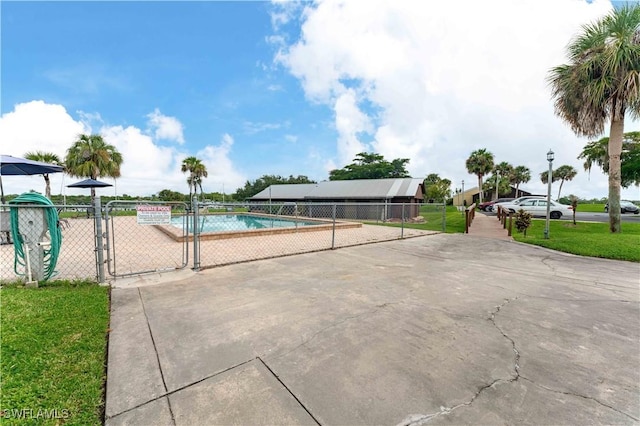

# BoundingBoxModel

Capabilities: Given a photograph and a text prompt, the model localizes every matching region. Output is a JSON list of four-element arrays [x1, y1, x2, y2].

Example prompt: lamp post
[[461, 180, 465, 206], [544, 149, 554, 239]]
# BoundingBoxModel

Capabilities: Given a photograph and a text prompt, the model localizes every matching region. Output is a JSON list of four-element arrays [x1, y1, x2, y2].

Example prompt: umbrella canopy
[[1, 155, 65, 175], [67, 178, 113, 188], [1, 155, 65, 203]]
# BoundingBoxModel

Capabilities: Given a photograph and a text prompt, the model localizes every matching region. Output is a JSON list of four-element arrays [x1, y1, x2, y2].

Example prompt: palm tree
[[548, 5, 640, 233], [465, 148, 494, 204], [181, 156, 208, 200], [554, 165, 578, 200], [579, 132, 640, 187], [492, 161, 514, 200], [65, 134, 123, 203], [24, 151, 62, 198], [511, 166, 531, 198]]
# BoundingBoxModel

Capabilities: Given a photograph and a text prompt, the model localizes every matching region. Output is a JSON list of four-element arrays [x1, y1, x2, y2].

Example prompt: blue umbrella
[[67, 178, 112, 189], [1, 155, 65, 203]]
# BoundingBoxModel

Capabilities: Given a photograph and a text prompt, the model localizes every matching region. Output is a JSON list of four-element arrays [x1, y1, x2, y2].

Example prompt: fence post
[[508, 212, 513, 236], [192, 195, 200, 271], [401, 203, 405, 239], [331, 204, 336, 249], [93, 196, 106, 283], [441, 202, 446, 232]]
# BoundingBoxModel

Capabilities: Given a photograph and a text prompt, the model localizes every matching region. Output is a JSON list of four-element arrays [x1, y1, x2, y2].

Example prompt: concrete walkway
[[104, 234, 639, 425], [467, 211, 512, 240]]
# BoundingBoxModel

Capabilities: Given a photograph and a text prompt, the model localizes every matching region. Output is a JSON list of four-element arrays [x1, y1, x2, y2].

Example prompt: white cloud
[[0, 101, 246, 197], [284, 134, 298, 143], [243, 120, 287, 134], [274, 0, 639, 199], [146, 108, 185, 144], [196, 134, 246, 195]]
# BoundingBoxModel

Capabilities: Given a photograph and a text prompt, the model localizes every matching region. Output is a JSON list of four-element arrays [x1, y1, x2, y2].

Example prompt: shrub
[[515, 209, 532, 236]]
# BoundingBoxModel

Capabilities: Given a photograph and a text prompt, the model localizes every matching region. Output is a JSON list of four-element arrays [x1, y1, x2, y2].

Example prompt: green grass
[[367, 205, 466, 233], [511, 219, 640, 262], [575, 203, 606, 213], [0, 280, 110, 425]]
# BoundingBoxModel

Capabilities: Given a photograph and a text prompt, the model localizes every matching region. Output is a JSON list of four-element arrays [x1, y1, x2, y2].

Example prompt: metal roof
[[250, 178, 424, 200]]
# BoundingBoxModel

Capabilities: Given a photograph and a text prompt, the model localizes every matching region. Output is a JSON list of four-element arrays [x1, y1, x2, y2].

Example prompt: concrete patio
[[105, 233, 640, 425]]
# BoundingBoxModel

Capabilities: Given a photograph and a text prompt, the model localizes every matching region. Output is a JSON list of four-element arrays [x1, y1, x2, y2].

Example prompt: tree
[[24, 151, 62, 198], [548, 5, 640, 233], [492, 161, 514, 200], [233, 175, 316, 200], [158, 189, 185, 202], [578, 131, 640, 187], [423, 173, 452, 202], [465, 148, 494, 204], [65, 134, 123, 203], [511, 166, 531, 198], [181, 156, 208, 200], [554, 165, 578, 200], [329, 152, 410, 180]]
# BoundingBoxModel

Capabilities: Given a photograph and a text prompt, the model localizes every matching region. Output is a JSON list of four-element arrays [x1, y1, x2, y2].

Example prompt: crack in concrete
[[519, 376, 640, 422], [397, 298, 522, 426]]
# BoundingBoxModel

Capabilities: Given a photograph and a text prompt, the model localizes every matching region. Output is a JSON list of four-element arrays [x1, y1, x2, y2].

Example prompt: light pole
[[544, 149, 554, 239], [461, 180, 465, 206]]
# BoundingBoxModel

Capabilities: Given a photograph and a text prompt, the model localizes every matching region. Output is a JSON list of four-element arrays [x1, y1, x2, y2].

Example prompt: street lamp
[[461, 180, 465, 206], [544, 149, 554, 239]]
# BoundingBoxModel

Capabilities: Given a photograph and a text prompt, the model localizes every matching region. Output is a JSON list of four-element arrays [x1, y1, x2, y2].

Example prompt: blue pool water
[[171, 214, 319, 233]]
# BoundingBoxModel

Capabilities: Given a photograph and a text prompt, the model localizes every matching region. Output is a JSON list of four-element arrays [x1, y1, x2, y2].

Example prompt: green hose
[[8, 193, 62, 281]]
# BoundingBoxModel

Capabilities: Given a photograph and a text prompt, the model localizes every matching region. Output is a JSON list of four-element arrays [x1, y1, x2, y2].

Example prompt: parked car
[[493, 195, 546, 211], [604, 200, 640, 214], [478, 198, 515, 212], [498, 198, 573, 219]]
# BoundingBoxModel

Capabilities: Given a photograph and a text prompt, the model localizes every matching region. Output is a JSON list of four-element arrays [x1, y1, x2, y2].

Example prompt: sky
[[1, 0, 639, 201]]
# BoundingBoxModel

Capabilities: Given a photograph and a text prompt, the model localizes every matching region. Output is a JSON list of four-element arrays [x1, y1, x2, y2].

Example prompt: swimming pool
[[171, 214, 320, 233]]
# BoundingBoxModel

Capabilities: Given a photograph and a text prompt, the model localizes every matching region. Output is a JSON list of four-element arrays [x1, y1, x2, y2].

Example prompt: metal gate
[[104, 200, 189, 277]]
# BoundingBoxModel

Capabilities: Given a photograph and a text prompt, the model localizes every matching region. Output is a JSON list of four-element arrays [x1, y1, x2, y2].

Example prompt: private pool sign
[[136, 205, 171, 225]]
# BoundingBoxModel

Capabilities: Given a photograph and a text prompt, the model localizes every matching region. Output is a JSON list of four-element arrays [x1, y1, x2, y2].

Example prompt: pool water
[[171, 214, 319, 233]]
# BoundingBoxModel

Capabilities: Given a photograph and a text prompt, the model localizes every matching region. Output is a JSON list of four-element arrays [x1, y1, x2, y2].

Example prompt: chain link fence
[[1, 199, 446, 283], [193, 202, 442, 269], [1, 204, 98, 282]]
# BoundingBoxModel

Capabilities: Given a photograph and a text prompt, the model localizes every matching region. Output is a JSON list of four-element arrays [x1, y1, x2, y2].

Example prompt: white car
[[492, 195, 545, 211], [498, 198, 573, 219]]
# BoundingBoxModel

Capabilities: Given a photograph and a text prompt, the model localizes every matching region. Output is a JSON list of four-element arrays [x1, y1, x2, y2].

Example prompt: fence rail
[[0, 199, 446, 284]]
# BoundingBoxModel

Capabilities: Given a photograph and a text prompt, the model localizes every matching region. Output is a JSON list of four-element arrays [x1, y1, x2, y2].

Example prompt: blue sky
[[1, 0, 639, 199]]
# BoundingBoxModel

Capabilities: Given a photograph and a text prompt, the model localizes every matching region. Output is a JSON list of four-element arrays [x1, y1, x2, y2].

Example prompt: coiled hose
[[9, 193, 62, 281]]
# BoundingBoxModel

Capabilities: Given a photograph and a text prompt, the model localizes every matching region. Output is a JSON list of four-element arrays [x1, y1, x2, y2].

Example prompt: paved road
[[105, 234, 640, 425], [573, 211, 640, 223]]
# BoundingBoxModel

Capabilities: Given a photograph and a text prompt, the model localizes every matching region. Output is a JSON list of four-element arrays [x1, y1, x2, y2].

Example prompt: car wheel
[[550, 211, 562, 219], [487, 206, 493, 212]]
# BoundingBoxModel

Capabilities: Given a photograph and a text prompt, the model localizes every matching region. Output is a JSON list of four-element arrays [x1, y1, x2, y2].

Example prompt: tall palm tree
[[465, 148, 494, 204], [65, 134, 123, 203], [24, 151, 62, 198], [511, 165, 531, 198], [554, 165, 578, 200], [548, 5, 640, 233], [492, 161, 514, 200], [181, 156, 208, 200]]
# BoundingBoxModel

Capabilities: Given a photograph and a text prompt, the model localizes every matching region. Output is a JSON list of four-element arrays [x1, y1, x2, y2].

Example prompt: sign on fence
[[136, 205, 171, 225]]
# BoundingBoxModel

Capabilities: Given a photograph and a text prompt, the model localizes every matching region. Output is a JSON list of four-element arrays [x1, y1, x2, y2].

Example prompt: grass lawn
[[576, 203, 606, 213], [368, 205, 466, 233], [0, 281, 110, 425], [511, 219, 640, 262]]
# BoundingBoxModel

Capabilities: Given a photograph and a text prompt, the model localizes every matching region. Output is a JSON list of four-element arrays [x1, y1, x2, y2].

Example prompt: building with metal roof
[[250, 179, 424, 219], [251, 178, 424, 202]]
